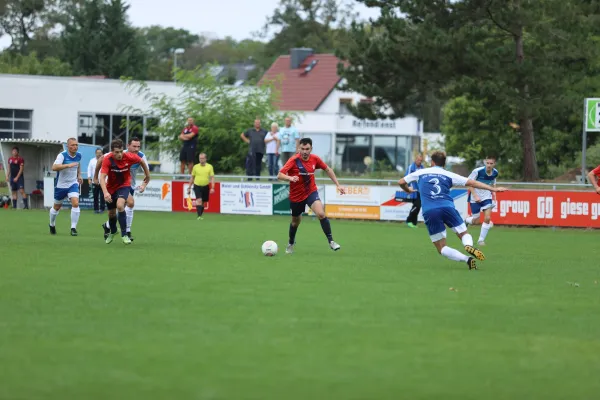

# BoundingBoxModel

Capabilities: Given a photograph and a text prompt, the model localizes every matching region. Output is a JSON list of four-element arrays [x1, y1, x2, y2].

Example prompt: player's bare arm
[[324, 167, 344, 194], [398, 178, 415, 193], [77, 162, 83, 185], [138, 160, 151, 193], [587, 171, 600, 194], [277, 171, 299, 183], [469, 186, 481, 202], [466, 179, 507, 192], [93, 158, 103, 184], [52, 162, 78, 171], [99, 172, 111, 202], [14, 163, 23, 182]]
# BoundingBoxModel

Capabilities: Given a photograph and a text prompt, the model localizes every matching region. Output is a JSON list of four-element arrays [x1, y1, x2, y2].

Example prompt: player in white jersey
[[49, 138, 83, 236], [94, 137, 148, 241], [465, 157, 499, 246], [398, 151, 508, 270]]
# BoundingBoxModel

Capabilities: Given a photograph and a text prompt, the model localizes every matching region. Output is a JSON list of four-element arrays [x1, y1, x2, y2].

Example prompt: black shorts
[[9, 176, 24, 191], [106, 186, 131, 210], [180, 146, 196, 163], [290, 191, 320, 217], [193, 185, 210, 202]]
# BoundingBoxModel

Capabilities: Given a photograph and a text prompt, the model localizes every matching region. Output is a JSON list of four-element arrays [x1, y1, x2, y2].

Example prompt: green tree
[[0, 50, 71, 74], [121, 67, 292, 173], [338, 0, 600, 181], [0, 0, 51, 52]]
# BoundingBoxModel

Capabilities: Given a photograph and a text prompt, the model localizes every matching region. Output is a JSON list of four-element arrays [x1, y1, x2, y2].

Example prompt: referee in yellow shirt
[[187, 153, 215, 220]]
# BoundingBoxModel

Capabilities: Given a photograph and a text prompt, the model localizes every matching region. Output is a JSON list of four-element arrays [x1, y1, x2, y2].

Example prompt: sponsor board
[[171, 181, 221, 213], [134, 180, 172, 211], [325, 205, 380, 220], [325, 184, 380, 206], [220, 182, 272, 215]]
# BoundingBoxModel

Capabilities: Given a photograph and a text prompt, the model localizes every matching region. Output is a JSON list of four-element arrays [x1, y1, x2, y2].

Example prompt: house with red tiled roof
[[259, 48, 421, 175]]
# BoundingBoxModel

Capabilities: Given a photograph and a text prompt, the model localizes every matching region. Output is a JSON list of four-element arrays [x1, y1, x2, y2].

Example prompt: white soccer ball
[[261, 240, 278, 256]]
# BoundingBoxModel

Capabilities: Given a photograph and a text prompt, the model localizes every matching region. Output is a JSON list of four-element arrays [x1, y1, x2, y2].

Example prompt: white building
[[259, 48, 421, 174]]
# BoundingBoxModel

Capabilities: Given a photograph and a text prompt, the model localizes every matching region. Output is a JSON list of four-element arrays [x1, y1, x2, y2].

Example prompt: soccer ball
[[0, 195, 9, 207], [261, 240, 278, 256]]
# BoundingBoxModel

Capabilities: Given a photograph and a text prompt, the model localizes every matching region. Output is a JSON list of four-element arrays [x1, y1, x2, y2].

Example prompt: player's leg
[[115, 188, 131, 244], [287, 201, 304, 253], [465, 202, 481, 225], [432, 237, 477, 270], [125, 192, 135, 238], [10, 179, 18, 208], [478, 205, 494, 245], [68, 187, 81, 236], [426, 209, 475, 269], [105, 194, 118, 243], [309, 194, 340, 251], [193, 185, 205, 219], [49, 188, 66, 234], [446, 207, 485, 261]]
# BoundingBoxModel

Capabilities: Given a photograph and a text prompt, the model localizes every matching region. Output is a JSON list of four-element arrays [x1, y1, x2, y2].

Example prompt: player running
[[98, 139, 150, 245], [95, 137, 148, 240], [398, 151, 508, 270], [49, 138, 83, 236], [465, 157, 499, 246], [277, 137, 345, 253]]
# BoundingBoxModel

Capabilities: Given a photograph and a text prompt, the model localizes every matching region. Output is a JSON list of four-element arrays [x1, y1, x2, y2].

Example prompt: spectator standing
[[6, 146, 27, 209], [265, 122, 280, 180], [240, 119, 268, 181], [279, 117, 300, 165], [87, 148, 105, 213], [405, 153, 424, 228], [179, 117, 199, 175]]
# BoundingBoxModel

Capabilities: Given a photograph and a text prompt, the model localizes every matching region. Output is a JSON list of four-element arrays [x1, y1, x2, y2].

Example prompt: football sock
[[465, 216, 474, 224], [125, 206, 134, 232], [197, 205, 204, 216], [105, 221, 110, 229], [289, 223, 298, 245], [12, 199, 17, 208], [109, 216, 118, 234], [118, 211, 127, 236], [441, 246, 469, 262], [22, 198, 28, 208], [480, 222, 492, 242], [70, 207, 80, 229], [461, 233, 474, 247], [319, 217, 333, 242], [49, 208, 59, 226]]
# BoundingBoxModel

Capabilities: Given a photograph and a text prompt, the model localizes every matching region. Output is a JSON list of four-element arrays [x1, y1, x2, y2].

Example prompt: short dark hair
[[486, 155, 497, 161], [12, 146, 19, 153], [128, 136, 141, 144], [111, 139, 124, 151], [299, 138, 312, 147], [431, 151, 447, 167]]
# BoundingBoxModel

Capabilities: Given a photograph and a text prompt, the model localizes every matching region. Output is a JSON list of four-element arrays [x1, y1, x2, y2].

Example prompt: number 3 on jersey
[[428, 178, 441, 195]]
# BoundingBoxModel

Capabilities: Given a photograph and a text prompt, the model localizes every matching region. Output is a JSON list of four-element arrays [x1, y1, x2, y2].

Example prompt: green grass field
[[1, 210, 599, 400]]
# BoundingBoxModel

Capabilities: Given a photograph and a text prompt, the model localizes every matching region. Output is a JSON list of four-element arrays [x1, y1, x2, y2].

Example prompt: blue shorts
[[54, 183, 80, 203], [129, 187, 135, 196], [9, 176, 24, 191], [107, 187, 131, 210], [423, 206, 467, 242], [470, 199, 494, 217], [290, 191, 320, 217]]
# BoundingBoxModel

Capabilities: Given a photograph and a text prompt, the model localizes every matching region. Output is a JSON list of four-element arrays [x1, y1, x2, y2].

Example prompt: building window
[[77, 112, 153, 153], [339, 98, 352, 115], [335, 134, 372, 174], [0, 108, 32, 139]]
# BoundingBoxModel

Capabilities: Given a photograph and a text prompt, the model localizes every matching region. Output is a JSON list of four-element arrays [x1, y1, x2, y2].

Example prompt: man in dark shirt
[[179, 117, 199, 175], [240, 118, 268, 181], [6, 146, 28, 209]]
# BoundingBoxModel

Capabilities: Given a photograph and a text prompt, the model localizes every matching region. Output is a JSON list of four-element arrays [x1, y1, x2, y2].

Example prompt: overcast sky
[[0, 0, 380, 49]]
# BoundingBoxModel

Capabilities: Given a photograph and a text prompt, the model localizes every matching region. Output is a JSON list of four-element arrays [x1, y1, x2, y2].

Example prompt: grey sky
[[0, 0, 380, 49]]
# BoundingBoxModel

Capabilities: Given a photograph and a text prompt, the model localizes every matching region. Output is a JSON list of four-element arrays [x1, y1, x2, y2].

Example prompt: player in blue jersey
[[49, 138, 84, 236], [398, 151, 508, 270], [465, 157, 499, 246], [95, 137, 148, 241]]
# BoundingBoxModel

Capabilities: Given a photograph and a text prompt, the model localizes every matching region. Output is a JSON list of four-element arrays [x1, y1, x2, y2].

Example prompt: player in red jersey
[[277, 137, 345, 253], [99, 139, 150, 245], [588, 165, 600, 195]]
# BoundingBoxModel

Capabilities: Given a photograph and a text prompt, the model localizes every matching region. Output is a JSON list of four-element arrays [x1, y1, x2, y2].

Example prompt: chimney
[[290, 48, 314, 69]]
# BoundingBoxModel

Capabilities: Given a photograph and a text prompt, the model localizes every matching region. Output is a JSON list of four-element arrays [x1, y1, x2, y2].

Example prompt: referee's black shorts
[[193, 185, 210, 202]]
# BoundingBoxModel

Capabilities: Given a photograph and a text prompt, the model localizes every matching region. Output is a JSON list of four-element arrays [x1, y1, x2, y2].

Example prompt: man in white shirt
[[87, 148, 105, 214], [264, 122, 280, 181]]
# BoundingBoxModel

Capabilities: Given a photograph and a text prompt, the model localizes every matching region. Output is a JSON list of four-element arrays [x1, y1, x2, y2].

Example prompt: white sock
[[465, 216, 474, 224], [49, 208, 59, 226], [125, 206, 134, 232], [105, 221, 110, 229], [71, 207, 80, 229], [441, 246, 469, 262], [480, 222, 492, 242], [461, 233, 474, 247]]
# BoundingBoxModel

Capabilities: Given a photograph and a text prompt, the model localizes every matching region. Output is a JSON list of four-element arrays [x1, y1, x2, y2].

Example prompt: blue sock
[[289, 223, 298, 245], [118, 211, 127, 236], [12, 199, 17, 208], [319, 218, 333, 242], [23, 198, 28, 208], [109, 216, 118, 234]]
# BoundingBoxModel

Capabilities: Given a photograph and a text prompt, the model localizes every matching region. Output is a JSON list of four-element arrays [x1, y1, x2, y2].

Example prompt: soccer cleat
[[407, 222, 417, 229], [105, 233, 115, 244], [197, 216, 204, 221], [329, 241, 341, 251], [49, 225, 56, 235], [467, 257, 477, 270], [464, 245, 485, 261], [477, 240, 486, 246], [286, 243, 295, 254], [101, 223, 110, 240], [127, 232, 134, 242], [70, 228, 78, 236], [122, 235, 132, 245]]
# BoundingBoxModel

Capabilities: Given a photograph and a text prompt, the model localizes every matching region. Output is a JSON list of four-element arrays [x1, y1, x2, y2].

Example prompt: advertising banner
[[378, 187, 469, 222], [171, 181, 221, 213], [325, 184, 380, 206], [220, 182, 273, 215], [272, 183, 290, 215], [489, 190, 600, 228], [134, 180, 172, 211], [326, 205, 380, 220]]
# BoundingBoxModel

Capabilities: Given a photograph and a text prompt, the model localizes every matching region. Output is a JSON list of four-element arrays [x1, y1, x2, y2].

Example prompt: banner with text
[[272, 183, 291, 215], [135, 180, 173, 211], [171, 181, 221, 213], [378, 187, 468, 221], [490, 191, 600, 228], [325, 184, 380, 219], [220, 182, 273, 215]]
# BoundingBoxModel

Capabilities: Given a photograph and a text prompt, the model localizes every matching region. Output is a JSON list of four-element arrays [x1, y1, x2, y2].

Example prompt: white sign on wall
[[325, 184, 380, 206], [134, 180, 172, 211], [220, 182, 273, 215]]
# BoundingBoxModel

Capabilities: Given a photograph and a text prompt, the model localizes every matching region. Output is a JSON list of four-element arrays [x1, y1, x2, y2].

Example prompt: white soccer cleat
[[478, 241, 486, 246], [286, 243, 294, 254], [329, 241, 341, 251]]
